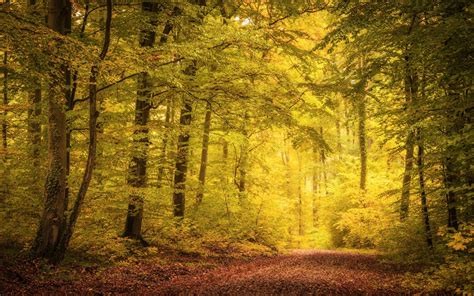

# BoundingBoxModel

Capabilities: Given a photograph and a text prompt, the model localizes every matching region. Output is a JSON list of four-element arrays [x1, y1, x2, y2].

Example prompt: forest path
[[153, 249, 411, 295], [2, 249, 414, 295]]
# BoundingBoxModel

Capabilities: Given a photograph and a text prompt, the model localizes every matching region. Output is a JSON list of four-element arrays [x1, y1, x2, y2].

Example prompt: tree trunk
[[281, 141, 291, 202], [27, 0, 43, 184], [400, 132, 415, 220], [31, 0, 70, 262], [238, 115, 249, 196], [297, 151, 304, 236], [124, 73, 152, 239], [2, 52, 6, 152], [222, 138, 228, 160], [357, 97, 367, 191], [416, 136, 433, 249], [1, 51, 8, 201], [124, 0, 159, 239], [172, 99, 192, 217], [336, 118, 342, 153], [444, 158, 459, 230], [28, 89, 42, 164], [319, 127, 327, 196], [196, 102, 212, 204], [399, 52, 418, 221], [54, 0, 111, 263], [172, 61, 199, 218], [312, 147, 319, 227]]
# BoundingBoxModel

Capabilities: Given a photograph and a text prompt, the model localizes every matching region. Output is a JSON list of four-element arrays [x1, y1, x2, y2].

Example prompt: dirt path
[[2, 250, 414, 295], [154, 250, 411, 295]]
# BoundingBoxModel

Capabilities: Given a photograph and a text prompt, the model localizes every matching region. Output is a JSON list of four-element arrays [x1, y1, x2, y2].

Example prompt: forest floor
[[1, 249, 423, 295]]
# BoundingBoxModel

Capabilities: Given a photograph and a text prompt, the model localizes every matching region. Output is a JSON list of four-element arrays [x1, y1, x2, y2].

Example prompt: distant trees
[[322, 0, 473, 239]]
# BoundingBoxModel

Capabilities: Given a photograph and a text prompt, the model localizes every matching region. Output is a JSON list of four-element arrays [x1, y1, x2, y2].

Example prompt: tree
[[31, 0, 71, 261], [196, 101, 212, 204], [123, 0, 160, 240]]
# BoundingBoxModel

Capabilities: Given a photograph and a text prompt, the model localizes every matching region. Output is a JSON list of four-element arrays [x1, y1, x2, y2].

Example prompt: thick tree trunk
[[357, 97, 367, 191], [172, 99, 192, 217], [32, 87, 68, 260], [124, 73, 152, 238], [416, 137, 433, 249], [55, 0, 112, 262], [31, 0, 70, 262], [196, 102, 212, 204]]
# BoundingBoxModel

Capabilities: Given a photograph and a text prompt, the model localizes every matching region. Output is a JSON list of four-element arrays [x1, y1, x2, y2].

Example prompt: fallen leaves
[[1, 250, 420, 295]]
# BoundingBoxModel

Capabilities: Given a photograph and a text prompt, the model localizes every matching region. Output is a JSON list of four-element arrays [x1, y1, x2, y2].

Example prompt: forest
[[0, 0, 473, 294]]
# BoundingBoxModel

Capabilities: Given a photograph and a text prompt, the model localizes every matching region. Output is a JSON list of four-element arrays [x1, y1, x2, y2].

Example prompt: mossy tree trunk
[[31, 0, 71, 262], [357, 97, 367, 191]]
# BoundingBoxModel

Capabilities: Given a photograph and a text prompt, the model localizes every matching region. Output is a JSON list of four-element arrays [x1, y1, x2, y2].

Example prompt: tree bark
[[312, 147, 319, 228], [124, 0, 159, 239], [222, 138, 228, 160], [1, 51, 8, 201], [196, 102, 212, 204], [399, 52, 418, 221], [297, 151, 304, 236], [124, 73, 152, 239], [400, 131, 415, 220], [27, 0, 43, 182], [31, 0, 71, 262], [416, 135, 433, 249], [319, 127, 327, 196], [357, 97, 367, 191], [237, 114, 249, 196], [281, 140, 291, 202], [2, 52, 6, 152], [444, 157, 459, 230], [336, 118, 342, 153], [172, 99, 192, 217], [28, 89, 42, 166], [55, 0, 112, 262], [172, 62, 199, 218]]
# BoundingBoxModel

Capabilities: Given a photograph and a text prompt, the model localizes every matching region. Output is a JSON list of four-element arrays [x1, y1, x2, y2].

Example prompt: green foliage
[[406, 224, 474, 294]]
